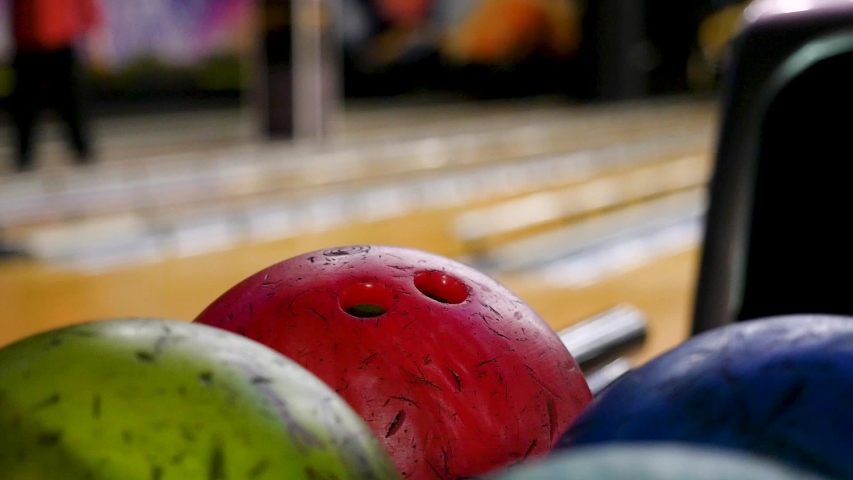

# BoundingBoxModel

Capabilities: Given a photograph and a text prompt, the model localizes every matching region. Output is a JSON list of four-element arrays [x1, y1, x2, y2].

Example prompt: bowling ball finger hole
[[413, 271, 469, 304], [339, 282, 394, 318]]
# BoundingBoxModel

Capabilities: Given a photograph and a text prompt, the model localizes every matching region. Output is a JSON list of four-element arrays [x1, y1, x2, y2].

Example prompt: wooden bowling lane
[[0, 97, 715, 367], [8, 145, 706, 272], [0, 102, 712, 263], [0, 168, 707, 365], [0, 237, 700, 368]]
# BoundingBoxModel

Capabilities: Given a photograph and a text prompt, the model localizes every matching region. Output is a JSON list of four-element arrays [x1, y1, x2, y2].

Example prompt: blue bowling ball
[[557, 315, 853, 479], [492, 443, 827, 479]]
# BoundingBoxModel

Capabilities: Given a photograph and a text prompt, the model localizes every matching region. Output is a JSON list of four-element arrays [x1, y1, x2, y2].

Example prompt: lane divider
[[453, 154, 710, 250], [470, 188, 706, 274], [28, 139, 707, 271]]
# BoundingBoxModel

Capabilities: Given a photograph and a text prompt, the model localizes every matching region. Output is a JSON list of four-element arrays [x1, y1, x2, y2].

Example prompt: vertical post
[[578, 0, 650, 100], [258, 0, 295, 139], [597, 0, 649, 99], [257, 0, 341, 141], [292, 0, 342, 140], [240, 2, 262, 140]]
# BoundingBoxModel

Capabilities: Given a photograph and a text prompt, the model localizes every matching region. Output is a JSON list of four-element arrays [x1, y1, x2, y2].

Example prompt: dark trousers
[[11, 47, 93, 171]]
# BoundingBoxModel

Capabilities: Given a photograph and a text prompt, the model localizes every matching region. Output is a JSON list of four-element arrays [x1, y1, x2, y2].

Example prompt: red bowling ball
[[194, 245, 592, 480]]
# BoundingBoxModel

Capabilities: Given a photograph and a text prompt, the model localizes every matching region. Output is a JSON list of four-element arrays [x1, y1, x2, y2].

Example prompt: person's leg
[[10, 52, 42, 172], [51, 48, 94, 164], [0, 242, 28, 259]]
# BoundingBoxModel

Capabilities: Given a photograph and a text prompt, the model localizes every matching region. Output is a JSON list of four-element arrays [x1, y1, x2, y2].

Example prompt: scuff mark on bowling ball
[[246, 459, 269, 479], [208, 439, 225, 480], [385, 410, 406, 438], [136, 351, 156, 363], [150, 465, 163, 480], [198, 371, 214, 386], [37, 431, 62, 446], [32, 393, 61, 410], [324, 246, 370, 257]]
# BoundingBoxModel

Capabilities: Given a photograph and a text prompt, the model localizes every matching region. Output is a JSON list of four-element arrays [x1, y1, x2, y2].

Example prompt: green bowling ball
[[0, 318, 400, 480], [491, 443, 828, 480]]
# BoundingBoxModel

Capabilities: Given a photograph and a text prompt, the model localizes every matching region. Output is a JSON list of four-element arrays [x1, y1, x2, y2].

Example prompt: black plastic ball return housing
[[692, 0, 853, 334]]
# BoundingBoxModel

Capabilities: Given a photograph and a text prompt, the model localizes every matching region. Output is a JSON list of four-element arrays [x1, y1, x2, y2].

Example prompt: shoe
[[0, 243, 29, 261], [74, 151, 96, 167]]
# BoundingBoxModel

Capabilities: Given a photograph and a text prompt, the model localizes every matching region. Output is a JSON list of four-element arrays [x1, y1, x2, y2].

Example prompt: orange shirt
[[12, 0, 102, 52], [373, 0, 431, 27]]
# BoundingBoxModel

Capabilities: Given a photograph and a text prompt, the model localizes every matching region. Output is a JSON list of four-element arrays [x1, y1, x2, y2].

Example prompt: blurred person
[[359, 0, 435, 68], [373, 0, 432, 27], [8, 0, 102, 172], [440, 0, 582, 66]]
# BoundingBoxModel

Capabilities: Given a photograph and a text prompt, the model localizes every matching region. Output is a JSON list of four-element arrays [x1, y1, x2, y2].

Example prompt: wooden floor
[[0, 97, 714, 368]]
